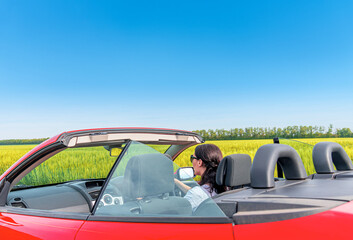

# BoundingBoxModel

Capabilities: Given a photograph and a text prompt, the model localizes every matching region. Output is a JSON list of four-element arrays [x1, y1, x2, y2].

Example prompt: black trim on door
[[87, 215, 232, 224]]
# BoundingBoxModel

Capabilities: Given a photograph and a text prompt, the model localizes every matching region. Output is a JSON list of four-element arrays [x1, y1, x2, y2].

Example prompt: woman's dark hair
[[195, 144, 225, 194]]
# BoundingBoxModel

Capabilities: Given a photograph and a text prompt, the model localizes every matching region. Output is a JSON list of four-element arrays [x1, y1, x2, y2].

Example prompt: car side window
[[15, 147, 117, 187], [7, 146, 118, 213]]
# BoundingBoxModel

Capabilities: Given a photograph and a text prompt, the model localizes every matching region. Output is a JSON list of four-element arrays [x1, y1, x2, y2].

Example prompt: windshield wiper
[[62, 178, 105, 184], [12, 184, 34, 190]]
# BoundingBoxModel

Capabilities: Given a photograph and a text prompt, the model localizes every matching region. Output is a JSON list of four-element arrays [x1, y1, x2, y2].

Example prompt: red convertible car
[[1, 127, 353, 239]]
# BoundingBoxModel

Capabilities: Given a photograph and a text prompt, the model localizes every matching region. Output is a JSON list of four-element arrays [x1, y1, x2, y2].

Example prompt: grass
[[1, 138, 353, 186]]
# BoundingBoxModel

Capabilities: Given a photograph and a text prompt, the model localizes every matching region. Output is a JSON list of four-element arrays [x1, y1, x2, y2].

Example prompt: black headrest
[[123, 153, 174, 198], [251, 144, 307, 188], [216, 154, 251, 187], [313, 142, 353, 174]]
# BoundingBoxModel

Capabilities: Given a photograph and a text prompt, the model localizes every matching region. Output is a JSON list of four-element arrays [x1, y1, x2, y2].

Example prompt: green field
[[1, 138, 353, 185]]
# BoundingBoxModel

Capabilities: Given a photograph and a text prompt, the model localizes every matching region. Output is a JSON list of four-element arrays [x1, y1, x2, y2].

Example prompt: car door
[[76, 221, 234, 240], [0, 212, 85, 240], [75, 141, 234, 240]]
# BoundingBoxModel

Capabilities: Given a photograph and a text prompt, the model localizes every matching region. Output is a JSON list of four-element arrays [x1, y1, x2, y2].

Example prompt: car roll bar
[[250, 144, 308, 188], [313, 142, 353, 174]]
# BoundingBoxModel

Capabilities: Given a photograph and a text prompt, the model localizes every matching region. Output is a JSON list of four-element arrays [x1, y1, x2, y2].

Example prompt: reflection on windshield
[[279, 139, 315, 175], [95, 141, 226, 218]]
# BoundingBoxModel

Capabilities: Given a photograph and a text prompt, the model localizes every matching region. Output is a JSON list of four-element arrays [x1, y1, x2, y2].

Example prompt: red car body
[[0, 128, 352, 239]]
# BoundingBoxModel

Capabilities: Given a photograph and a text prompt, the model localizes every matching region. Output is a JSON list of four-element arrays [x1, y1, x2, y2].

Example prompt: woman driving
[[174, 144, 225, 211]]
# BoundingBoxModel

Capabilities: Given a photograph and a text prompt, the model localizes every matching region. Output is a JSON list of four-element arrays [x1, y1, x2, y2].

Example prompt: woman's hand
[[174, 178, 192, 194]]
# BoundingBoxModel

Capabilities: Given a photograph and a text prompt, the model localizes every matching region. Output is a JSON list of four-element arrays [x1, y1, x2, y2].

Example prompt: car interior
[[212, 140, 353, 224], [5, 138, 353, 224]]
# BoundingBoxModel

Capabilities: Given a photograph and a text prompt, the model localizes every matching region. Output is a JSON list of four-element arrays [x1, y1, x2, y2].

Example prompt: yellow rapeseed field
[[0, 145, 37, 175], [1, 138, 353, 182]]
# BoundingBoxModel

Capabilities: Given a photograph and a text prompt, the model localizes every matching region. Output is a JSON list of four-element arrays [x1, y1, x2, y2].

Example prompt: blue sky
[[0, 0, 353, 139]]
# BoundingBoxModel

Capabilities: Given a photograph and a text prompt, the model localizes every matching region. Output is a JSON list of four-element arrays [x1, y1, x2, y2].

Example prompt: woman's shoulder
[[201, 184, 217, 197], [201, 184, 211, 191]]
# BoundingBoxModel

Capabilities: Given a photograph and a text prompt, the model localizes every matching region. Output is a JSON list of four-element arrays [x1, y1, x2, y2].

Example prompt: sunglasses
[[190, 155, 198, 163]]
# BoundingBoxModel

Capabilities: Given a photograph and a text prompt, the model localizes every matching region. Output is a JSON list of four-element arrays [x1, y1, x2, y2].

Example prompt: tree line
[[193, 125, 353, 140], [0, 138, 49, 145], [0, 125, 352, 144]]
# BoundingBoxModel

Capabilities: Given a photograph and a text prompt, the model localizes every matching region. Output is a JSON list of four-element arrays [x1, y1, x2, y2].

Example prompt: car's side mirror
[[176, 167, 194, 180]]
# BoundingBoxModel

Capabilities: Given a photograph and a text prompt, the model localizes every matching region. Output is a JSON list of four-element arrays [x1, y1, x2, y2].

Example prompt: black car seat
[[123, 153, 192, 215], [216, 154, 252, 189], [193, 154, 252, 218]]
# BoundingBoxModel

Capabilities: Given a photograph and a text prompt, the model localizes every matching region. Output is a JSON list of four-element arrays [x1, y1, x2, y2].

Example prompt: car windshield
[[94, 141, 226, 218]]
